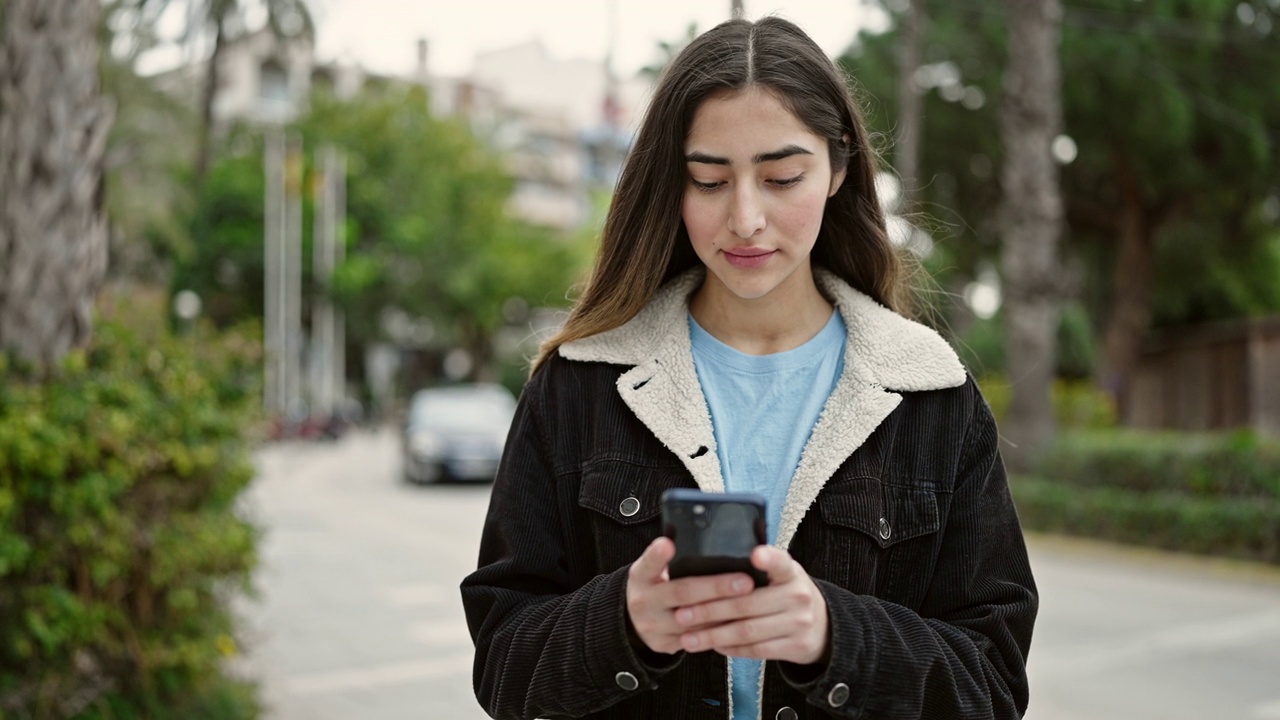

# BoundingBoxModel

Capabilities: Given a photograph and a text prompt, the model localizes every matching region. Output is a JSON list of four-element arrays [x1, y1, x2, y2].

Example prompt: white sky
[[171, 0, 888, 80]]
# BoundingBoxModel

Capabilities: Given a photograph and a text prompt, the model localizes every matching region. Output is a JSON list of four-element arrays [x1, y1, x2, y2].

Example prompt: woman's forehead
[[685, 87, 824, 156]]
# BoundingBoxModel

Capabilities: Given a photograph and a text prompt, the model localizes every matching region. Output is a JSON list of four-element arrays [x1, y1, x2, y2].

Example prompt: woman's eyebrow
[[685, 144, 815, 166]]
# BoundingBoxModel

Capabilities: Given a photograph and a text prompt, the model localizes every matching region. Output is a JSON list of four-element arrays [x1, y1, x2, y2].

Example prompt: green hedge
[[1033, 430, 1280, 498], [1013, 477, 1280, 562], [1014, 429, 1280, 564], [0, 291, 262, 719]]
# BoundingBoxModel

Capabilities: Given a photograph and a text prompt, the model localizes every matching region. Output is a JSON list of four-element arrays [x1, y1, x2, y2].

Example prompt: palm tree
[[0, 0, 114, 372], [998, 0, 1065, 470]]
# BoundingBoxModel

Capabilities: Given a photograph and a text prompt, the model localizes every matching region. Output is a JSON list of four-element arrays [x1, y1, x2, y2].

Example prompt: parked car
[[401, 383, 517, 484]]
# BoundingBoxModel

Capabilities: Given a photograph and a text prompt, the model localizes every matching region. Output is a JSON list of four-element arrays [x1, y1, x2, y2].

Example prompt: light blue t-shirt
[[689, 309, 846, 720]]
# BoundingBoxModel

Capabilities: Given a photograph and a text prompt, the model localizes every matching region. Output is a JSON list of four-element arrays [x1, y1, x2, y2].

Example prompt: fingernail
[[677, 608, 693, 624], [732, 578, 748, 592], [683, 634, 700, 649]]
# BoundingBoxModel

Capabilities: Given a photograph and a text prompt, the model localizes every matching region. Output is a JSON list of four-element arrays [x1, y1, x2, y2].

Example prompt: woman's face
[[682, 86, 846, 304]]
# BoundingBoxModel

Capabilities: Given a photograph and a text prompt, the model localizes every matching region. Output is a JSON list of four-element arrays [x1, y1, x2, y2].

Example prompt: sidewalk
[[232, 433, 1280, 719], [1023, 533, 1280, 720]]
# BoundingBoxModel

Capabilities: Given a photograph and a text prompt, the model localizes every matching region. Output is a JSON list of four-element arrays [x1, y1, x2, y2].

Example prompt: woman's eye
[[769, 174, 804, 188], [691, 179, 724, 192]]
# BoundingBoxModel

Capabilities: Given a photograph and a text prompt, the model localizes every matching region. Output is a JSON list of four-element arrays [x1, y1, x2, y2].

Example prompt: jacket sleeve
[[460, 368, 682, 720], [780, 383, 1038, 719]]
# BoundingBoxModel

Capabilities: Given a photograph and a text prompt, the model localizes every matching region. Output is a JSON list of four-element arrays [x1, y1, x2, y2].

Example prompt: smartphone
[[661, 488, 768, 587]]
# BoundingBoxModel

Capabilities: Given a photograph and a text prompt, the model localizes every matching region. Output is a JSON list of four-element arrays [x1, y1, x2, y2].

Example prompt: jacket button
[[878, 518, 891, 541], [615, 671, 639, 691], [619, 497, 640, 517], [775, 708, 798, 720], [827, 682, 851, 707]]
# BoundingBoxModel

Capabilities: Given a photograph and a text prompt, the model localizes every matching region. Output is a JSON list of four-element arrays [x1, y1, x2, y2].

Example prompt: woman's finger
[[629, 536, 676, 584], [753, 544, 801, 585]]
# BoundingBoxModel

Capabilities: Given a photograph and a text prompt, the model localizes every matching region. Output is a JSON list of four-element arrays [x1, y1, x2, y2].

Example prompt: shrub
[[1014, 429, 1280, 564], [0, 288, 262, 719], [1055, 302, 1099, 381], [952, 300, 1100, 380], [977, 376, 1118, 431]]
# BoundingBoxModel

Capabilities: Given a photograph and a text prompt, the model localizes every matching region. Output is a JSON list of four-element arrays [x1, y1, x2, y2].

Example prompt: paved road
[[236, 429, 1280, 719]]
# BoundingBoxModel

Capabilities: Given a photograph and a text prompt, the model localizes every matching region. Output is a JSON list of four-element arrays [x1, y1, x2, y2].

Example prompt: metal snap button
[[828, 682, 851, 707], [878, 517, 891, 541], [619, 496, 640, 517], [615, 671, 639, 691], [775, 707, 798, 720]]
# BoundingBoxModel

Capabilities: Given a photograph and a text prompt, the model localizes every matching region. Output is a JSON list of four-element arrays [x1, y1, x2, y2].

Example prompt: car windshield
[[409, 387, 515, 433]]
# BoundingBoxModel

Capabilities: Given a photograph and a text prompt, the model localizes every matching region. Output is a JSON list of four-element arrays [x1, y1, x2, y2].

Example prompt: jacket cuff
[[777, 578, 877, 718], [584, 566, 684, 701]]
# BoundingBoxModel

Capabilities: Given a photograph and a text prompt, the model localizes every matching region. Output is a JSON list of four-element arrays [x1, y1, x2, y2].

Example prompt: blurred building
[[150, 28, 349, 125], [490, 108, 587, 229], [148, 29, 643, 232], [455, 39, 645, 228]]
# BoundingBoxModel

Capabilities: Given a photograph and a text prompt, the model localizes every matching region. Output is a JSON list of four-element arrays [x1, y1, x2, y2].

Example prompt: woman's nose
[[728, 186, 766, 238]]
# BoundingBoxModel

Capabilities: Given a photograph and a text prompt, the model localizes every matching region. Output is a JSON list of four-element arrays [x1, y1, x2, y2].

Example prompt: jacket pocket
[[577, 459, 690, 573], [813, 476, 941, 599]]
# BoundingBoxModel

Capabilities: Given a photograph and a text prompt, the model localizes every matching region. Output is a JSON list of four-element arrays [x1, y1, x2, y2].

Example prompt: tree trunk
[[998, 0, 1064, 471], [894, 0, 925, 213], [194, 15, 227, 188], [1096, 159, 1156, 420], [0, 0, 113, 372], [460, 317, 495, 383]]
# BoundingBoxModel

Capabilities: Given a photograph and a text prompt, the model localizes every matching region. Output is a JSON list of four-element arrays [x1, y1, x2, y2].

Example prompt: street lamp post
[[264, 129, 287, 419], [311, 145, 345, 422]]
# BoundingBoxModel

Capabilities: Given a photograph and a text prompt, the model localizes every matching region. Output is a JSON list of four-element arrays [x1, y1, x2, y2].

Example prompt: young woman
[[461, 16, 1037, 720]]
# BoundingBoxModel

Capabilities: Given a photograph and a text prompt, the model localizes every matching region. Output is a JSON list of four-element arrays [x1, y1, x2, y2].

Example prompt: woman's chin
[[704, 261, 811, 304]]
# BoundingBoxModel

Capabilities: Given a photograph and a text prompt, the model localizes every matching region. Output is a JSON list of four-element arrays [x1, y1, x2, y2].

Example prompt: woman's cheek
[[682, 197, 722, 248], [780, 192, 828, 239]]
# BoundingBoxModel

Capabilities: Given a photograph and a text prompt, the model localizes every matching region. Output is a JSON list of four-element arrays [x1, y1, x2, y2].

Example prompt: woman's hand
[[673, 545, 830, 666], [626, 537, 756, 655], [627, 540, 830, 665]]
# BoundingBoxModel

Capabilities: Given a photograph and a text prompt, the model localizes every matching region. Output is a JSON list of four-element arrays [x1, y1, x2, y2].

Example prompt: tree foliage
[[308, 87, 588, 375], [845, 1, 1280, 388], [174, 86, 589, 382], [170, 129, 266, 326], [100, 29, 198, 283]]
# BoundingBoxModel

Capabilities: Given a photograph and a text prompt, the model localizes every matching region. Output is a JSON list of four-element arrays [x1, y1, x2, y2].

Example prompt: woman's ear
[[829, 134, 852, 197], [829, 167, 848, 197]]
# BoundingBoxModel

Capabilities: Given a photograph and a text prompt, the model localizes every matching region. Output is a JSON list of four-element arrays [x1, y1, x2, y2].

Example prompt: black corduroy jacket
[[461, 268, 1038, 720]]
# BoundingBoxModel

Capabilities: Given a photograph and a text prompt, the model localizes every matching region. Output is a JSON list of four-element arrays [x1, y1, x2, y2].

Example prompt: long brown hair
[[533, 16, 905, 374]]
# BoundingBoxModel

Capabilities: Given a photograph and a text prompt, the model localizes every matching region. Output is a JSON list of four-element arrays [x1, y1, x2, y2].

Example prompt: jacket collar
[[560, 266, 966, 548]]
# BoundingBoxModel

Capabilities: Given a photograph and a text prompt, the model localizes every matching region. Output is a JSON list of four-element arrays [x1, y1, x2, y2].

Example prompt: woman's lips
[[723, 248, 776, 269]]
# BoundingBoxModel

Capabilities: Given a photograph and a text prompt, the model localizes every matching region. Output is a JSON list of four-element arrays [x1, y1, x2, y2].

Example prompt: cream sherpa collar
[[560, 266, 966, 549]]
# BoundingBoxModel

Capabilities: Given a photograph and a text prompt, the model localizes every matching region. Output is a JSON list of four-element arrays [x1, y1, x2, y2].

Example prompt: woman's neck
[[689, 267, 834, 356]]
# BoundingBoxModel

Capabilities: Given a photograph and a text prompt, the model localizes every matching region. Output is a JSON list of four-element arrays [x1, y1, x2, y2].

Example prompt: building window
[[259, 59, 289, 102]]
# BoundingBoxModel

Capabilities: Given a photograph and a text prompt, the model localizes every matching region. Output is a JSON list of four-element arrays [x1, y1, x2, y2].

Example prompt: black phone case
[[661, 488, 768, 587]]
